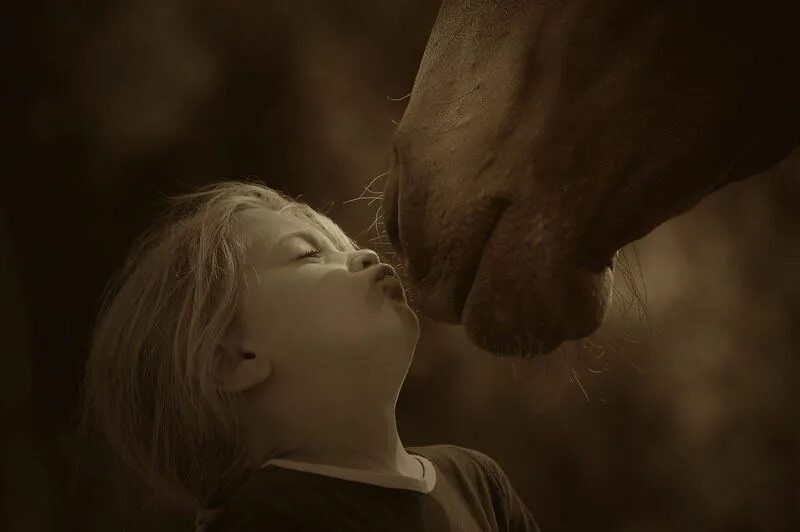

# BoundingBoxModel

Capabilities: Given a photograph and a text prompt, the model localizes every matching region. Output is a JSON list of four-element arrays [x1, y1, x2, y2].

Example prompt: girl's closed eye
[[298, 248, 322, 260]]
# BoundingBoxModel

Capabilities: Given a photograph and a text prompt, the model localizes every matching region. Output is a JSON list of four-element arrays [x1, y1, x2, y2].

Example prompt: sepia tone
[[3, 1, 799, 531]]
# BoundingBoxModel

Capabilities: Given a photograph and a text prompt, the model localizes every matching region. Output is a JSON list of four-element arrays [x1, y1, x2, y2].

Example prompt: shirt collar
[[258, 452, 437, 494]]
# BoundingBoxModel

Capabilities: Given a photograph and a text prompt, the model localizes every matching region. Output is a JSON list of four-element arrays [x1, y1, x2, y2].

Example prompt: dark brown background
[[3, 1, 799, 530]]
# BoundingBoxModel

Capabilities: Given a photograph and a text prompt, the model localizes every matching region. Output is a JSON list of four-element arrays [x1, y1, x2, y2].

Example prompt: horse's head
[[384, 0, 799, 355]]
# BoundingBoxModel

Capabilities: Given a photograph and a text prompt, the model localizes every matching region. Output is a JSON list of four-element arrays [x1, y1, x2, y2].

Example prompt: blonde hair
[[77, 179, 360, 512]]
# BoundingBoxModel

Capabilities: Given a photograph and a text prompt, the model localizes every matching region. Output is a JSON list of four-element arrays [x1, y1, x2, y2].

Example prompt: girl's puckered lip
[[369, 263, 407, 302], [370, 263, 399, 284], [378, 276, 407, 302]]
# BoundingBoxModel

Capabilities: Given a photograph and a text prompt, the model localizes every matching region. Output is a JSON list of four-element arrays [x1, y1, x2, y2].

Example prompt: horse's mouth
[[410, 198, 511, 325], [382, 171, 512, 324]]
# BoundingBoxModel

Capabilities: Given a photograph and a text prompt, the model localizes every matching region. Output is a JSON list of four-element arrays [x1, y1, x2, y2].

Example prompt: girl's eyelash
[[298, 248, 322, 259]]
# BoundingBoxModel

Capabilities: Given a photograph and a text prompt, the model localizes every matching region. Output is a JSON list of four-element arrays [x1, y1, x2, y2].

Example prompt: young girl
[[79, 180, 541, 531]]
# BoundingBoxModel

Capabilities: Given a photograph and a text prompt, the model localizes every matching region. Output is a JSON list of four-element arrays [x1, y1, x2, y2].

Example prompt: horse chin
[[461, 267, 613, 357]]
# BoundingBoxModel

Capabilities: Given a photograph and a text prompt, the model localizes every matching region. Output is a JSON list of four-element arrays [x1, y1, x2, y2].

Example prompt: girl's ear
[[216, 332, 273, 393]]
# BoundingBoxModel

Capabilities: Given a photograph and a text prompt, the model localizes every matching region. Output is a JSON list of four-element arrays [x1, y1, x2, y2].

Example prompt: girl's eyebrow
[[275, 230, 331, 250]]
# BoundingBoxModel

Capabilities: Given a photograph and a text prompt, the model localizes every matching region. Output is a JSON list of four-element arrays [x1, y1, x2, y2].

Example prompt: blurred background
[[3, 1, 798, 530]]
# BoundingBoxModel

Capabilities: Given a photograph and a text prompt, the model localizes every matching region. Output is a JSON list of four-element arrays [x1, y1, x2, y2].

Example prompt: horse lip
[[415, 198, 511, 323], [383, 173, 404, 262]]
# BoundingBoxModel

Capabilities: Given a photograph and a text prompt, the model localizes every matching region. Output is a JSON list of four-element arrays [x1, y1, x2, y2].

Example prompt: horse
[[382, 0, 800, 356]]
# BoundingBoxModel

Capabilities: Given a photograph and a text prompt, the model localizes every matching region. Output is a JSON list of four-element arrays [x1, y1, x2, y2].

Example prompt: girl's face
[[229, 207, 419, 405]]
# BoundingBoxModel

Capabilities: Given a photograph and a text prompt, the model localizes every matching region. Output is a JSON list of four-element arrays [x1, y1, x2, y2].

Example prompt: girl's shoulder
[[408, 443, 498, 472]]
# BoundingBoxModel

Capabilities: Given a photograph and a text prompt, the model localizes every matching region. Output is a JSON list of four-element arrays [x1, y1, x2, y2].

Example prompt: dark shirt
[[203, 444, 541, 532]]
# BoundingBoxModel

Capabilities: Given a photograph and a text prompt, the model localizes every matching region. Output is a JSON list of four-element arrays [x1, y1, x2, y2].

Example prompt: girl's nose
[[348, 249, 380, 272]]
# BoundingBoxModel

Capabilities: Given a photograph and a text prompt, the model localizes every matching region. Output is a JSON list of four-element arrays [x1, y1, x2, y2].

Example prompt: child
[[80, 180, 541, 531]]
